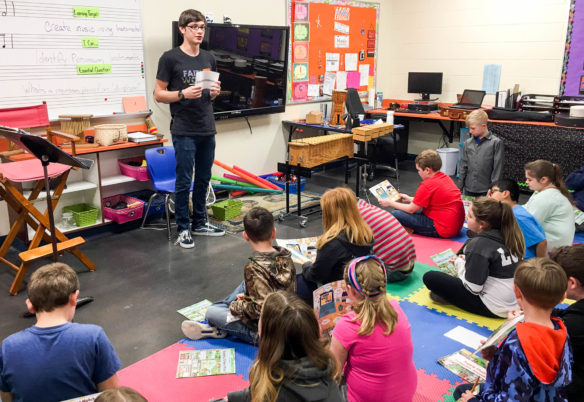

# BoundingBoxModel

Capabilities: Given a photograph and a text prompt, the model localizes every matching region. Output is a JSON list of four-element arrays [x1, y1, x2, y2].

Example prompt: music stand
[[0, 125, 93, 260]]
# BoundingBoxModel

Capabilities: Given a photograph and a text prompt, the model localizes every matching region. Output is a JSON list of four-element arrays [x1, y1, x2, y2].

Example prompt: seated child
[[181, 207, 296, 344], [378, 149, 465, 238], [524, 159, 575, 250], [357, 199, 416, 282], [423, 197, 524, 318], [458, 109, 504, 197], [549, 245, 584, 401], [489, 179, 547, 258], [455, 258, 572, 401], [565, 165, 584, 232], [298, 187, 373, 304], [95, 386, 147, 402], [0, 263, 121, 402], [227, 291, 342, 401], [330, 256, 417, 402]]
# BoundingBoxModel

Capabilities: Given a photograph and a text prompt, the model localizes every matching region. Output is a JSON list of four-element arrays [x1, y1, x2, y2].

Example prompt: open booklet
[[369, 180, 400, 202], [438, 348, 488, 383], [475, 313, 524, 353], [176, 348, 236, 378], [177, 299, 213, 321], [313, 281, 351, 338], [438, 314, 524, 383], [462, 194, 475, 216], [430, 248, 458, 277], [62, 393, 101, 402], [276, 236, 318, 264]]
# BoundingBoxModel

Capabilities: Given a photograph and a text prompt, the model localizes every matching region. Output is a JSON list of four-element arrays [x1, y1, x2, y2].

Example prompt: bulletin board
[[559, 0, 584, 96], [286, 0, 379, 103], [0, 0, 147, 120]]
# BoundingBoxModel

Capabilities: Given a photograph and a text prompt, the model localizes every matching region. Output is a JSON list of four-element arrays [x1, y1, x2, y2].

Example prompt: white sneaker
[[181, 320, 227, 340], [175, 230, 194, 249]]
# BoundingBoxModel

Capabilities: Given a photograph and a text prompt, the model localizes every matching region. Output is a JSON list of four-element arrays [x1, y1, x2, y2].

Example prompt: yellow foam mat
[[407, 287, 505, 331]]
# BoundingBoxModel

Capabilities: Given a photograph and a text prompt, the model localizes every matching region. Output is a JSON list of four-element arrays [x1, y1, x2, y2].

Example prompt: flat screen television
[[407, 72, 443, 101], [172, 22, 290, 120]]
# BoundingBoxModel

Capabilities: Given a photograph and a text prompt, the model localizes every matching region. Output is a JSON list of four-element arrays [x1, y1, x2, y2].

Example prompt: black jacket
[[553, 299, 584, 401], [227, 357, 342, 402], [301, 231, 373, 285]]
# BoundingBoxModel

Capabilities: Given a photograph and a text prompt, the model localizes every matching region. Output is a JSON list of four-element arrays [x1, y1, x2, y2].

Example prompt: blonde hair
[[514, 258, 567, 309], [525, 159, 573, 202], [414, 150, 442, 171], [249, 291, 339, 402], [344, 258, 398, 336], [471, 197, 525, 258], [317, 187, 373, 249], [466, 109, 488, 125]]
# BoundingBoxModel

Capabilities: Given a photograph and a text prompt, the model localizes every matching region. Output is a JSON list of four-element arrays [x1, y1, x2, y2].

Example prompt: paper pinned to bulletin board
[[287, 0, 380, 103]]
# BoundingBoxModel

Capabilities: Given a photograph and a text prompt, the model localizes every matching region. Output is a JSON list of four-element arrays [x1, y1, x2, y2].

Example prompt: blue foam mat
[[399, 300, 492, 384], [179, 337, 258, 381], [574, 231, 584, 244], [449, 227, 469, 243]]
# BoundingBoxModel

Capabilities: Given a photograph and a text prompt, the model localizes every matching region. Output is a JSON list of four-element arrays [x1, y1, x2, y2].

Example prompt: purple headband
[[347, 255, 387, 297]]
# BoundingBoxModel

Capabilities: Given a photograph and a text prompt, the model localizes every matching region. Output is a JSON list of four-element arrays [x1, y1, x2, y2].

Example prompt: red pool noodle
[[213, 160, 271, 189], [233, 165, 280, 190]]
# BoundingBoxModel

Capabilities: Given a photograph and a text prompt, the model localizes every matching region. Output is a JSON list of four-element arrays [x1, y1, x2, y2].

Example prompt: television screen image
[[172, 23, 290, 120], [408, 72, 443, 100]]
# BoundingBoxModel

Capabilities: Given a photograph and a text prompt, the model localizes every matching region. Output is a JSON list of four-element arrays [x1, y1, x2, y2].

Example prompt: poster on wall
[[287, 0, 380, 103], [560, 0, 584, 96]]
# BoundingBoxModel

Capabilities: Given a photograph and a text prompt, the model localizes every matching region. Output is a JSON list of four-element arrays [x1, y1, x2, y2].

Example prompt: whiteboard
[[0, 0, 147, 120]]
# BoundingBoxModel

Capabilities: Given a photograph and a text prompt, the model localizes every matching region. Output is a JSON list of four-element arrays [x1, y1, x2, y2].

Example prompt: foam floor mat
[[410, 234, 465, 266], [386, 262, 439, 300]]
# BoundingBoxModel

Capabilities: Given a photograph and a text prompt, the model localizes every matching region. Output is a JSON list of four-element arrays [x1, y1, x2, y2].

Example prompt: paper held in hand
[[313, 280, 351, 338], [369, 180, 400, 202], [195, 70, 220, 89], [430, 248, 458, 277], [276, 236, 318, 264]]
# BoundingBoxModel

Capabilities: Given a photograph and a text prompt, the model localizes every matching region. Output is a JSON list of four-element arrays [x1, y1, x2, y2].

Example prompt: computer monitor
[[407, 72, 443, 101]]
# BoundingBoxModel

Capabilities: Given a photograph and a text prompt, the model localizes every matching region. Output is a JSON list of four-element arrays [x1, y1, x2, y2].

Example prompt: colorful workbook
[[177, 299, 213, 321], [574, 207, 584, 225], [276, 236, 318, 264], [438, 348, 488, 383], [462, 194, 475, 216], [369, 180, 400, 202], [430, 248, 458, 276], [176, 348, 236, 378], [313, 280, 351, 338]]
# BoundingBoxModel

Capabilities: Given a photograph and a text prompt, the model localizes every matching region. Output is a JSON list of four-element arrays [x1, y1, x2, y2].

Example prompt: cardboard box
[[306, 110, 323, 124]]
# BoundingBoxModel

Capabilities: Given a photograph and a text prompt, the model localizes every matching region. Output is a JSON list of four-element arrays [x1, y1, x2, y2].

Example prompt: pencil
[[470, 377, 480, 393]]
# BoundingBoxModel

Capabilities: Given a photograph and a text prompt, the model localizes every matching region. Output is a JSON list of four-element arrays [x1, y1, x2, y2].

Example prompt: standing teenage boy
[[154, 9, 225, 249], [379, 149, 465, 238], [458, 109, 504, 197]]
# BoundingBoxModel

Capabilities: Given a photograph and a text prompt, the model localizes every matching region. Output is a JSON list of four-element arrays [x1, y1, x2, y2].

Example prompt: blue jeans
[[205, 281, 258, 345], [296, 273, 318, 306], [172, 134, 215, 233], [392, 209, 440, 237]]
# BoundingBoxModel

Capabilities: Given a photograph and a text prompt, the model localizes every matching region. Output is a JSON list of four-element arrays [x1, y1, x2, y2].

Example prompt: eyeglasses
[[186, 24, 206, 32], [490, 188, 503, 193]]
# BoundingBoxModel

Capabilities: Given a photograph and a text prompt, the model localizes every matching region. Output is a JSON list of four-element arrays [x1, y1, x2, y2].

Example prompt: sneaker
[[181, 320, 227, 340], [175, 230, 194, 249], [192, 223, 225, 237], [429, 291, 450, 305]]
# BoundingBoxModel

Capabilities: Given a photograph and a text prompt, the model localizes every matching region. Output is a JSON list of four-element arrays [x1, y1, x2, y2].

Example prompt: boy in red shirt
[[379, 149, 464, 238]]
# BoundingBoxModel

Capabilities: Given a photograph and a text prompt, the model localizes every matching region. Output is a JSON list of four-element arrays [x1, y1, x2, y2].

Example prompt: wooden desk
[[368, 105, 584, 183]]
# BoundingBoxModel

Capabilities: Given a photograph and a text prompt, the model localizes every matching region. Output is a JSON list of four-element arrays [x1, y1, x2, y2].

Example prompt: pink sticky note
[[347, 71, 361, 89]]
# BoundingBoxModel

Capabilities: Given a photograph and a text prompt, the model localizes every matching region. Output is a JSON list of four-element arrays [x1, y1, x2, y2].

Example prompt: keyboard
[[395, 108, 433, 114], [449, 104, 478, 109]]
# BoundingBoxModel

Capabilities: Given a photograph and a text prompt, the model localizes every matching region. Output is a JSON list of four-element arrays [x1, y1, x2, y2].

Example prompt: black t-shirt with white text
[[156, 47, 216, 136]]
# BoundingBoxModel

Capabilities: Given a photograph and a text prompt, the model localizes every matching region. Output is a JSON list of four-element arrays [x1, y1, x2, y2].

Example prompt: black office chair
[[344, 89, 401, 188]]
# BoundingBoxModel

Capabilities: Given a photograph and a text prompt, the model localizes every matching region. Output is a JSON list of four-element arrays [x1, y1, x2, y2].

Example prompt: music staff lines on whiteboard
[[2, 33, 142, 49], [1, 0, 15, 16], [0, 33, 14, 48]]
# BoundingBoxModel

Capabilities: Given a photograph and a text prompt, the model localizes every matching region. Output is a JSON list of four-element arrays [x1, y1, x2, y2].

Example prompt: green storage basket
[[63, 203, 99, 227], [211, 200, 243, 221]]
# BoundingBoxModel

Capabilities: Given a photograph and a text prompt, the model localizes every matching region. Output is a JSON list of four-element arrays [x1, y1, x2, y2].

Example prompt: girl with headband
[[330, 256, 417, 402]]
